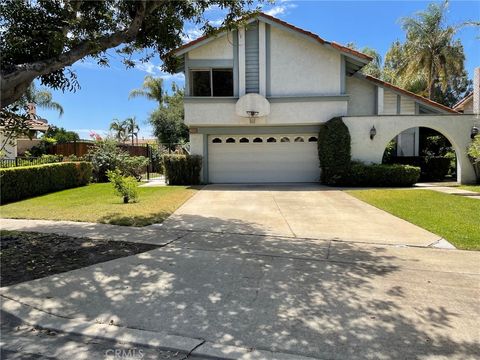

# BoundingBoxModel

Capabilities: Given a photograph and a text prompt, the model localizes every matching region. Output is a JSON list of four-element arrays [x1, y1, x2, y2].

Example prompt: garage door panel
[[208, 134, 320, 183]]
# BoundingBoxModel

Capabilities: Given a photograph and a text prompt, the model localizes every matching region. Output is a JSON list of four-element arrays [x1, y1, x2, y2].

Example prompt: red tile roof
[[363, 75, 458, 114], [171, 12, 372, 62]]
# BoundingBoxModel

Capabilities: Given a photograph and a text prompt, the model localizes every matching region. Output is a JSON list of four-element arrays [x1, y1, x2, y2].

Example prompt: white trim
[[238, 27, 246, 96], [258, 22, 266, 96]]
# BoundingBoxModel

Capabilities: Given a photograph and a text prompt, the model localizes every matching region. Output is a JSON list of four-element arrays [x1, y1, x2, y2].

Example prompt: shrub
[[346, 163, 420, 187], [0, 162, 92, 204], [106, 169, 138, 203], [162, 154, 202, 185], [389, 156, 451, 181], [86, 139, 128, 182], [318, 117, 351, 185], [120, 156, 149, 181], [468, 135, 480, 183]]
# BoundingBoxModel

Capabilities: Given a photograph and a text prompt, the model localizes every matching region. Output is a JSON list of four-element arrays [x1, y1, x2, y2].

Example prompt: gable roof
[[453, 93, 473, 111], [361, 74, 458, 114], [172, 12, 373, 67]]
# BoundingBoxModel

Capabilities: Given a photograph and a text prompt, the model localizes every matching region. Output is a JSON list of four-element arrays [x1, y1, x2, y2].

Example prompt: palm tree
[[109, 119, 127, 142], [124, 117, 140, 146], [16, 83, 64, 116], [128, 75, 164, 105], [397, 1, 465, 100]]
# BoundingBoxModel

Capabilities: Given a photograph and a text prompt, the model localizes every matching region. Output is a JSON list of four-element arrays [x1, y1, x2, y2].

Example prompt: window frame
[[189, 67, 233, 97]]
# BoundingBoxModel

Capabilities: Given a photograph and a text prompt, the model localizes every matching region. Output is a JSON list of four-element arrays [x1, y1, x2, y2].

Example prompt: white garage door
[[208, 134, 320, 183]]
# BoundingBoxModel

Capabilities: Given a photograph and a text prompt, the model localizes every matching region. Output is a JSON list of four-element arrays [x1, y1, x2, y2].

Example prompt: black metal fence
[[0, 156, 63, 168]]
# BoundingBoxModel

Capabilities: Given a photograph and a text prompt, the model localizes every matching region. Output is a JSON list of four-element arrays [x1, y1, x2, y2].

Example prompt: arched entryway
[[382, 127, 457, 182], [343, 114, 478, 184]]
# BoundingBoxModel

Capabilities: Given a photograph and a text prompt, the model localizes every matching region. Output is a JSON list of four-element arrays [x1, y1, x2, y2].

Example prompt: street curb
[[1, 297, 320, 360]]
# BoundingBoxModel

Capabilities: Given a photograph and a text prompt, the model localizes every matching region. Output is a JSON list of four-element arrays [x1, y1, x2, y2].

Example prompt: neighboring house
[[0, 103, 49, 159], [454, 93, 474, 114], [170, 13, 477, 183]]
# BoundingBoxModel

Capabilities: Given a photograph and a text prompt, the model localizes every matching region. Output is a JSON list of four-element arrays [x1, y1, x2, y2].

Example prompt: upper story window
[[190, 69, 233, 97]]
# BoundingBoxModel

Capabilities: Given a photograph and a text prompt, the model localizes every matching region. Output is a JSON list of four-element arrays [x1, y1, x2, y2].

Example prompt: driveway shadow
[[1, 215, 478, 359]]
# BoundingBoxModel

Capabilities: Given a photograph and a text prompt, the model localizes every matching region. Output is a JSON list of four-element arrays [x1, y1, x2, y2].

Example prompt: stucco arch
[[343, 115, 479, 184]]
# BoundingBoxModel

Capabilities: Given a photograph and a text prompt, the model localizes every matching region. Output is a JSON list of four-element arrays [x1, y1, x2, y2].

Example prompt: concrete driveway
[[162, 184, 441, 246]]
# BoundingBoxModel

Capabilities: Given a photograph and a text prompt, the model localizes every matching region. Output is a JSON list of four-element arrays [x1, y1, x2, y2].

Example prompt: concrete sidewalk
[[1, 232, 479, 359]]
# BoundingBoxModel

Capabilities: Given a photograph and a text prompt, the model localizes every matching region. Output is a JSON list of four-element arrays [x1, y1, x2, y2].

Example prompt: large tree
[[394, 1, 470, 103], [14, 83, 64, 117], [149, 83, 188, 150], [0, 0, 254, 107]]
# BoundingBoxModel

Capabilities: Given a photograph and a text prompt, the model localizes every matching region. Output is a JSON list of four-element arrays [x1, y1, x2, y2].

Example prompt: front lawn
[[347, 189, 480, 250], [0, 183, 199, 226]]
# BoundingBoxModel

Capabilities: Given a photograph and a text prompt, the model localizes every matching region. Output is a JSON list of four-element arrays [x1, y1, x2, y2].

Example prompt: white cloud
[[181, 27, 204, 42], [263, 2, 297, 17], [134, 61, 157, 75], [209, 18, 224, 27]]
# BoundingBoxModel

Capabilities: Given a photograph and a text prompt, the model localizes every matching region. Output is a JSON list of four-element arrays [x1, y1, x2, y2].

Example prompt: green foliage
[[121, 156, 149, 181], [86, 139, 149, 181], [106, 170, 139, 203], [29, 137, 57, 156], [44, 126, 79, 144], [423, 156, 451, 181], [13, 83, 64, 117], [149, 83, 189, 149], [0, 162, 92, 204], [317, 117, 351, 185], [1, 0, 254, 107], [86, 140, 128, 182], [129, 75, 164, 104], [382, 139, 397, 163], [347, 163, 421, 187], [162, 154, 202, 185], [467, 135, 480, 184], [468, 135, 480, 162]]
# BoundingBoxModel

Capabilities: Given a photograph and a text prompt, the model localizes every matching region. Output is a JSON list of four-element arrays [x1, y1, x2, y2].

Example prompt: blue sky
[[37, 0, 479, 139]]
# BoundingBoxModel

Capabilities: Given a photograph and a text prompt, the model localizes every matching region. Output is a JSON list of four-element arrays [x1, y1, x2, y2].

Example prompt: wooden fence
[[48, 141, 149, 157]]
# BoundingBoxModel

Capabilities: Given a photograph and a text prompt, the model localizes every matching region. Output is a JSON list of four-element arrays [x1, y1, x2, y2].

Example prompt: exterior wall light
[[471, 126, 479, 139], [370, 126, 377, 140]]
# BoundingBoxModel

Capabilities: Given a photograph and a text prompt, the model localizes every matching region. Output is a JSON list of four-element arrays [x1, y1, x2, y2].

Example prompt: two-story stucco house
[[170, 13, 477, 184]]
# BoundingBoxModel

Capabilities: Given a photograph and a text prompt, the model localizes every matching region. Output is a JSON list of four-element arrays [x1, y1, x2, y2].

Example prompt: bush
[[86, 140, 128, 182], [389, 156, 451, 181], [106, 169, 138, 203], [468, 135, 480, 183], [346, 163, 420, 187], [162, 154, 202, 185], [318, 117, 351, 185], [0, 162, 92, 203], [120, 156, 149, 181]]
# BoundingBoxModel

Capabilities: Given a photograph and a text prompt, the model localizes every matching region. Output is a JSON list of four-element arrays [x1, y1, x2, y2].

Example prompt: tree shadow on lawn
[[98, 211, 172, 227], [1, 215, 478, 359]]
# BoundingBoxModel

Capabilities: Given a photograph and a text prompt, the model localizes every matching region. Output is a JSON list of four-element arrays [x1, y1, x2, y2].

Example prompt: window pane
[[212, 69, 233, 96], [191, 71, 211, 96]]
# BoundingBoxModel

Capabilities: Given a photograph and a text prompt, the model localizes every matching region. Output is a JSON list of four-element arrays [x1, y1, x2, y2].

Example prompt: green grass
[[0, 183, 199, 226], [347, 189, 480, 250], [457, 185, 480, 193]]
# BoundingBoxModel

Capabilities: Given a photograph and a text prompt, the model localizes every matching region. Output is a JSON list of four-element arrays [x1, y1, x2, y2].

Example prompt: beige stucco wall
[[343, 115, 479, 184], [269, 26, 341, 96], [188, 34, 233, 60], [346, 76, 376, 116], [184, 99, 348, 126]]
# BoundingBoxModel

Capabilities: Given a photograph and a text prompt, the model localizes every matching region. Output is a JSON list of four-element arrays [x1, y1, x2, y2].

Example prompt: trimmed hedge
[[162, 154, 202, 185], [318, 117, 351, 185], [346, 163, 421, 187], [0, 162, 92, 204], [389, 156, 451, 181]]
